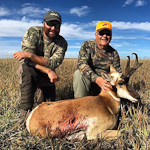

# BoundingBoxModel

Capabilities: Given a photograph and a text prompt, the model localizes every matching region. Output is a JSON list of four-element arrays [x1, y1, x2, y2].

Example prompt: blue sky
[[0, 0, 150, 59]]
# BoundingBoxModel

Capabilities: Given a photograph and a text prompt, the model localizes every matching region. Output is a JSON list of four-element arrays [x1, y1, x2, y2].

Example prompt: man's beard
[[43, 27, 59, 39]]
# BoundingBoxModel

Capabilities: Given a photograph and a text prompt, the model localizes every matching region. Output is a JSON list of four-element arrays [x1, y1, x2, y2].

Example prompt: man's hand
[[95, 77, 112, 92], [34, 64, 59, 83], [47, 70, 59, 83], [13, 51, 31, 61]]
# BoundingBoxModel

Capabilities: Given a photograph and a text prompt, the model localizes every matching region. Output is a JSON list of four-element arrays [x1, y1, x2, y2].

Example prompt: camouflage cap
[[44, 10, 62, 23]]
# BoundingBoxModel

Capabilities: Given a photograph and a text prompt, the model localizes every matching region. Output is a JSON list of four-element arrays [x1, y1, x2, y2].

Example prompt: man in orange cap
[[73, 21, 122, 98]]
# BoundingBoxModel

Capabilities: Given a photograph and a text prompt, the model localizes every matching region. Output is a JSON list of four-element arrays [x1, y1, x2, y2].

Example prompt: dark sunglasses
[[45, 21, 61, 29], [98, 31, 111, 36]]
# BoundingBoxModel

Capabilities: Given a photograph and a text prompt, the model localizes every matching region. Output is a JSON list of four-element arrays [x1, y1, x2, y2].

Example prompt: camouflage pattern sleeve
[[21, 27, 39, 65], [21, 27, 39, 54], [77, 41, 99, 82], [112, 50, 122, 74], [45, 36, 68, 70]]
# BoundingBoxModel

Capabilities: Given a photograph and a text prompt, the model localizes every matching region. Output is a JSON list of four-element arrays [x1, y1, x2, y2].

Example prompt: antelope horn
[[125, 53, 143, 77], [132, 53, 138, 64], [125, 56, 130, 76]]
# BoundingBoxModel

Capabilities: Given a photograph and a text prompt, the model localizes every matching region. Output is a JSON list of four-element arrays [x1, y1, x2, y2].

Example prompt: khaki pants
[[18, 63, 56, 111], [73, 70, 100, 98]]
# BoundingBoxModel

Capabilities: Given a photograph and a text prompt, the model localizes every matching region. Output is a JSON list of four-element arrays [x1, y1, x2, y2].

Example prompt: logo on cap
[[49, 12, 59, 17], [102, 23, 108, 26]]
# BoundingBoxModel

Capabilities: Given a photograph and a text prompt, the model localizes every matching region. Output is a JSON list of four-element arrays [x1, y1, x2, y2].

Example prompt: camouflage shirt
[[77, 40, 122, 82], [21, 26, 68, 70]]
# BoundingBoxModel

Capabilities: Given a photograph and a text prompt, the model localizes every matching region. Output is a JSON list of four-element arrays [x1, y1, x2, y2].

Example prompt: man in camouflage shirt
[[14, 10, 68, 120], [73, 21, 122, 98]]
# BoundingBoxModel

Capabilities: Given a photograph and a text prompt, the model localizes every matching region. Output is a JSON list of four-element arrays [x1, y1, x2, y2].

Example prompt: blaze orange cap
[[96, 21, 112, 32]]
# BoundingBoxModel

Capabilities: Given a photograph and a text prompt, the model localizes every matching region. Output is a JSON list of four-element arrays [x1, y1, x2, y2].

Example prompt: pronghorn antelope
[[26, 53, 142, 140]]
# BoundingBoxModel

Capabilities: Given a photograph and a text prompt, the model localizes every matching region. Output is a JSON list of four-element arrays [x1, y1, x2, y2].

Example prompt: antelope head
[[104, 53, 143, 103]]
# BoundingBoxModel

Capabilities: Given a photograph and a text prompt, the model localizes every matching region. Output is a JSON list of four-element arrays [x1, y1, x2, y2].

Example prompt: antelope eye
[[118, 82, 124, 86]]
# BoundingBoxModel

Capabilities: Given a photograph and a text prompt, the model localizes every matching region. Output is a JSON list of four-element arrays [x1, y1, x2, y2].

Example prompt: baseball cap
[[44, 10, 62, 23], [96, 21, 112, 32]]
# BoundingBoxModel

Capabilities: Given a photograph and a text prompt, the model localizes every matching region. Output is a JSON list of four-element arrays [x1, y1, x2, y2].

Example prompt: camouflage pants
[[18, 63, 56, 111], [73, 69, 100, 98]]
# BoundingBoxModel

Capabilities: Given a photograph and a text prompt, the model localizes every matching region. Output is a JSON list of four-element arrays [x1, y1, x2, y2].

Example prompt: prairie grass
[[0, 58, 150, 150]]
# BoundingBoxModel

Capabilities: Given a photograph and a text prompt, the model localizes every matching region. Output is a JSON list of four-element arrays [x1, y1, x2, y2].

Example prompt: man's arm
[[16, 37, 67, 70], [77, 41, 112, 91], [77, 41, 99, 82], [13, 52, 59, 83], [16, 27, 47, 66], [13, 51, 47, 66], [34, 64, 59, 83]]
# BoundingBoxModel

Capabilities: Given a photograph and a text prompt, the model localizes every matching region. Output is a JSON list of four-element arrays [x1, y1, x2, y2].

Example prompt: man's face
[[95, 29, 112, 49], [43, 20, 61, 40]]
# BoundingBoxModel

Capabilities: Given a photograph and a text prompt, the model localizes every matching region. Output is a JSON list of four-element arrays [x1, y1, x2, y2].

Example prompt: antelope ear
[[110, 65, 116, 72]]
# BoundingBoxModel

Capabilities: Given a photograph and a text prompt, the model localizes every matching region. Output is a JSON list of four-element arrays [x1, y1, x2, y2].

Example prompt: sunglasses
[[45, 21, 61, 29], [98, 31, 111, 36]]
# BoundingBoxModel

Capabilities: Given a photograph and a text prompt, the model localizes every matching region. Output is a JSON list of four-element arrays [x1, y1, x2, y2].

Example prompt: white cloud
[[137, 49, 150, 52], [60, 23, 95, 40], [112, 21, 150, 31], [21, 3, 50, 17], [0, 7, 10, 16], [112, 44, 122, 48], [0, 20, 150, 39], [135, 0, 146, 7], [70, 6, 90, 17], [0, 19, 42, 37], [0, 4, 50, 19], [68, 45, 81, 49], [123, 0, 134, 7], [111, 42, 138, 49], [113, 36, 137, 40], [123, 0, 146, 7], [141, 36, 150, 40], [22, 3, 34, 7], [0, 19, 95, 39]]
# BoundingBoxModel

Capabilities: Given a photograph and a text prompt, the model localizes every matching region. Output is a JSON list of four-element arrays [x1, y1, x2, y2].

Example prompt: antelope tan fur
[[26, 53, 142, 140]]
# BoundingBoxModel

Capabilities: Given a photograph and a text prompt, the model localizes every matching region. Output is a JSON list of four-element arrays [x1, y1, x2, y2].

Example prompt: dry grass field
[[0, 58, 150, 149]]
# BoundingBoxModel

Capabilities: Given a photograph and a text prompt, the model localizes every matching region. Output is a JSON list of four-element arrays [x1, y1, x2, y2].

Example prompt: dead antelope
[[26, 53, 142, 140]]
